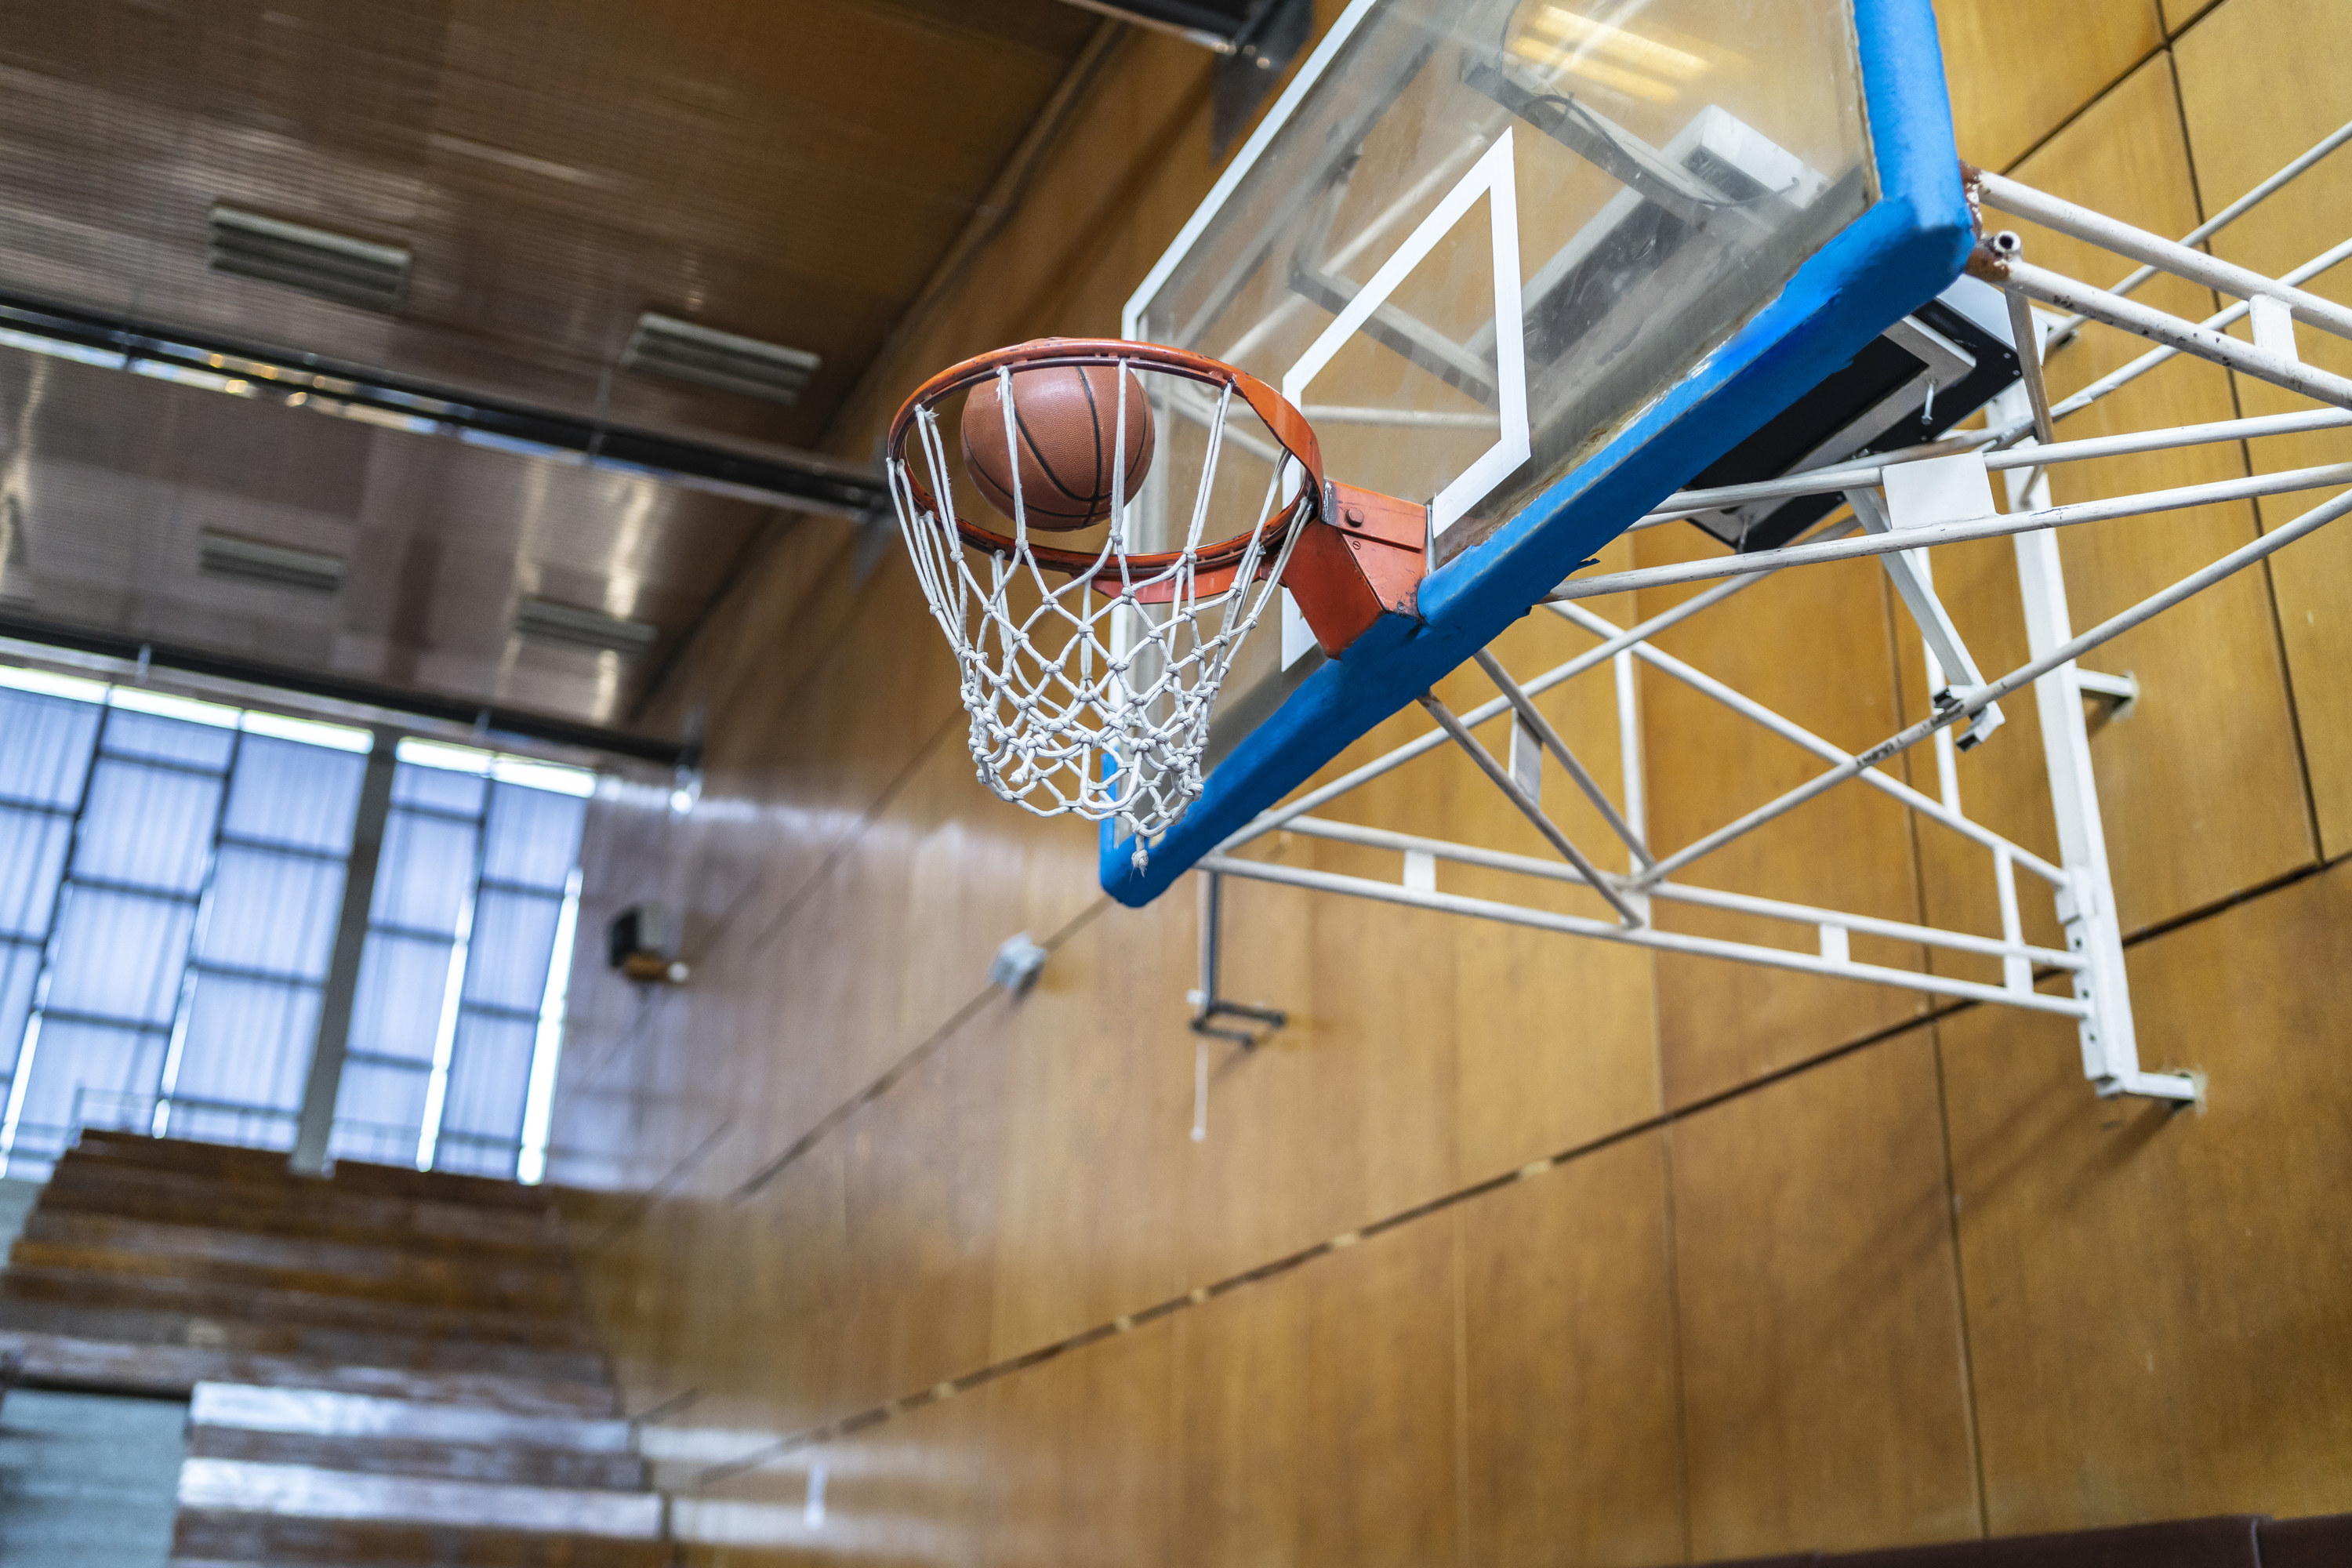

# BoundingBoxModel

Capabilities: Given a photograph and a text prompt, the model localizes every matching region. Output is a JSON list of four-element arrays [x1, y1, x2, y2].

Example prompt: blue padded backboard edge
[[1102, 0, 1972, 906]]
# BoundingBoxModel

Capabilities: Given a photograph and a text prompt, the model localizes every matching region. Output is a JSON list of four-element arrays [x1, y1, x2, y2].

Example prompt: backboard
[[1104, 0, 1973, 903]]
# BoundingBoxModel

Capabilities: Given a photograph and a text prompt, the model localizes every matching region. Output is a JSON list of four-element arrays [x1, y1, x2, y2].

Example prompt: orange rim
[[886, 337, 1327, 593]]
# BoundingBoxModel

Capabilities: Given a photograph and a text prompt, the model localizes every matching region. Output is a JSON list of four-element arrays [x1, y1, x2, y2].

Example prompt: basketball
[[960, 354, 1155, 529]]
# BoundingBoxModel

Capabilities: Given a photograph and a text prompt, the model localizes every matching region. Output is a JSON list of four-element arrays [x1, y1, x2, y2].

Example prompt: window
[[328, 739, 590, 1181], [0, 664, 591, 1181]]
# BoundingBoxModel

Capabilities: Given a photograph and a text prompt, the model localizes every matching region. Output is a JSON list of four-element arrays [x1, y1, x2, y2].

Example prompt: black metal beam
[[0, 289, 890, 519], [0, 609, 684, 765]]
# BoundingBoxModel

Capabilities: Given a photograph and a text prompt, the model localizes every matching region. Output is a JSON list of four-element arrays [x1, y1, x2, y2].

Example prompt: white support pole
[[1993, 848, 2031, 996], [2042, 116, 2352, 353], [1614, 652, 1646, 839], [1272, 813, 2080, 971], [1222, 564, 1777, 850], [1983, 245, 2352, 412], [1975, 169, 2352, 343], [1631, 406, 2352, 528], [1996, 387, 2193, 1101], [1549, 600, 2072, 888], [1548, 459, 2352, 601], [1196, 854, 2092, 1018], [1993, 234, 2352, 447]]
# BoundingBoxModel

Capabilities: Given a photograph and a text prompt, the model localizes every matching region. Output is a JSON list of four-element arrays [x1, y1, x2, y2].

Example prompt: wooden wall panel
[[1176, 553, 1664, 1281], [836, 1002, 1014, 1417], [975, 1318, 1181, 1568], [1172, 1264, 1312, 1566], [1931, 0, 2161, 170], [1296, 1216, 1461, 1568], [1896, 53, 2313, 960], [1462, 1134, 1686, 1568], [1182, 873, 1465, 1283], [1942, 858, 2352, 1532], [643, 1138, 855, 1455], [1671, 1033, 1980, 1557], [2173, 0, 2352, 858], [1448, 560, 1665, 1175], [1633, 530, 1932, 1105], [2159, 0, 2225, 34], [985, 896, 1193, 1355]]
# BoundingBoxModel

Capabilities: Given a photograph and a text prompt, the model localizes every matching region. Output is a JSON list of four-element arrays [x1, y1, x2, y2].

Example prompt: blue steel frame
[[1102, 0, 1973, 906]]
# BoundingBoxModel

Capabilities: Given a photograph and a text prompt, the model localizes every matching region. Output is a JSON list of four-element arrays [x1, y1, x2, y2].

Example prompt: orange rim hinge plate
[[1287, 481, 1429, 658]]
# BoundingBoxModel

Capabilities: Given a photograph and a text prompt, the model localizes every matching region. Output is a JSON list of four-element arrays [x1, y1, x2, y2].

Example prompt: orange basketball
[[960, 356, 1155, 530]]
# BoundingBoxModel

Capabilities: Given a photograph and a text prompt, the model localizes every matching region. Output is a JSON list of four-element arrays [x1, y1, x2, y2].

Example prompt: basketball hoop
[[887, 338, 1425, 862]]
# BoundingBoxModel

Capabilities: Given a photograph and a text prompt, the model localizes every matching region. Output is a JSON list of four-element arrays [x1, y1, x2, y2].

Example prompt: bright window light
[[516, 866, 584, 1185], [492, 756, 596, 798], [110, 686, 242, 728], [397, 738, 593, 797], [397, 738, 494, 775], [0, 325, 124, 369], [241, 710, 373, 753], [0, 663, 107, 704]]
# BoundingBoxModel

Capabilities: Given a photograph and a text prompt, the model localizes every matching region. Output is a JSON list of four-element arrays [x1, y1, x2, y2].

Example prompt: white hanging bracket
[[1991, 383, 2195, 1104], [1849, 451, 2005, 749]]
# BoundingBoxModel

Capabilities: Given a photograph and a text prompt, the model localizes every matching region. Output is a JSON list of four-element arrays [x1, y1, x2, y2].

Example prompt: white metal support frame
[[1188, 123, 2352, 1105]]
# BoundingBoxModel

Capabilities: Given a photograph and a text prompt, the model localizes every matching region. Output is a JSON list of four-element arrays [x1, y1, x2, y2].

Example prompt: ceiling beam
[[0, 289, 890, 520]]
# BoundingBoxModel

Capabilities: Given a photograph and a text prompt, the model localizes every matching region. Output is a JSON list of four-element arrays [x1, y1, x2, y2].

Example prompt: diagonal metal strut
[[1469, 648, 1654, 868], [1415, 692, 1645, 927]]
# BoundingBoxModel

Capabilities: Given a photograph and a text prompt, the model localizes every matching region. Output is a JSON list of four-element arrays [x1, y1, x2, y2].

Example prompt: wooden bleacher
[[2, 1131, 670, 1566]]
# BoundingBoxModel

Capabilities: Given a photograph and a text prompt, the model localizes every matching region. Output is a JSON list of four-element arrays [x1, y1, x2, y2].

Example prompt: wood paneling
[[1181, 871, 1465, 1283], [2173, 0, 2352, 857], [1446, 576, 1668, 1177], [2160, 0, 2227, 34], [1942, 858, 2352, 1533], [977, 1316, 1181, 1568], [1174, 1265, 1311, 1566], [1635, 529, 1932, 1105], [1931, 0, 2162, 171], [1671, 1033, 1980, 1557], [1899, 52, 2313, 958], [988, 898, 1192, 1354], [1461, 1134, 1686, 1568], [1297, 1217, 1461, 1568]]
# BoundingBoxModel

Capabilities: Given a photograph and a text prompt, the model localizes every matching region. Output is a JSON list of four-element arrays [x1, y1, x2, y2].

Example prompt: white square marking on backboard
[[1508, 712, 1542, 804], [1882, 452, 1995, 530], [1281, 129, 1529, 543], [1280, 588, 1314, 668]]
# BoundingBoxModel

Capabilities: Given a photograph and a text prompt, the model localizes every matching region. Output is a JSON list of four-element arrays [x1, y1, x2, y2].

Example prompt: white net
[[888, 354, 1312, 865]]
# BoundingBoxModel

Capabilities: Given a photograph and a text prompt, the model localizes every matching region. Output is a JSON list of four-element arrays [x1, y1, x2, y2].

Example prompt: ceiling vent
[[514, 597, 658, 658], [207, 205, 410, 313], [623, 312, 819, 405], [198, 530, 346, 595]]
